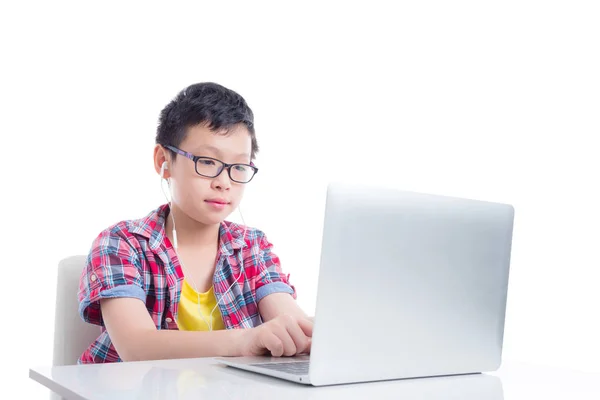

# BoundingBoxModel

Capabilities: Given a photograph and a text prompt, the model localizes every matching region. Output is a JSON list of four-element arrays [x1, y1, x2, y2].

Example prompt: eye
[[234, 165, 248, 172], [198, 158, 216, 166]]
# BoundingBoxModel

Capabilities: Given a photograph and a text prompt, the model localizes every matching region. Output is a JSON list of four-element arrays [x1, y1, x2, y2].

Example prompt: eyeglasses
[[164, 145, 258, 183]]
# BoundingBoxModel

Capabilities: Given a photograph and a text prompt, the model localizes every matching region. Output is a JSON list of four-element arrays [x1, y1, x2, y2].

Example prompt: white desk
[[30, 358, 600, 400]]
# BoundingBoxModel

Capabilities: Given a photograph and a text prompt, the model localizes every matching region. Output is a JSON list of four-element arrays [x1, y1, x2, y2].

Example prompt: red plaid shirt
[[77, 204, 296, 363]]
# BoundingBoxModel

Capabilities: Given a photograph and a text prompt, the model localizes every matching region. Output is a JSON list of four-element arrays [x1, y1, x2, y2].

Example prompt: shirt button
[[165, 317, 173, 323], [90, 274, 97, 282]]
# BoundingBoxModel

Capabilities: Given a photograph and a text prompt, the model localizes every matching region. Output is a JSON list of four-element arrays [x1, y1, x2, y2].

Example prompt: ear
[[153, 145, 171, 179]]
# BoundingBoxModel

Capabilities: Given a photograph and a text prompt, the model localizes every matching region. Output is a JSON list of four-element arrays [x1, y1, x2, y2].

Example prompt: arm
[[258, 293, 309, 322], [100, 297, 246, 361], [102, 297, 311, 360]]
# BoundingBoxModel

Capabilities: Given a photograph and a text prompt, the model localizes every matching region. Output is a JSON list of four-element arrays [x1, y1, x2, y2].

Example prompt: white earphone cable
[[160, 164, 248, 331]]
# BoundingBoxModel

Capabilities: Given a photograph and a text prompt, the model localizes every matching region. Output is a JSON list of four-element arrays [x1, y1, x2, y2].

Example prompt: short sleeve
[[251, 231, 296, 303], [78, 229, 146, 326]]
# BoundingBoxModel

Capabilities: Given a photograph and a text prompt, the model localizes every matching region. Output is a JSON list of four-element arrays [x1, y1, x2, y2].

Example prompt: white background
[[1, 0, 599, 397]]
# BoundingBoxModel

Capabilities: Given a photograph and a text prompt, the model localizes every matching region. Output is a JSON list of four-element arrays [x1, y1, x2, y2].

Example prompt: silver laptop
[[216, 182, 514, 386]]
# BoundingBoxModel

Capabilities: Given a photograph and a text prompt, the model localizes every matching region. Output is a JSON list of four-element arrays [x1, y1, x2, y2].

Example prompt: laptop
[[216, 182, 515, 386]]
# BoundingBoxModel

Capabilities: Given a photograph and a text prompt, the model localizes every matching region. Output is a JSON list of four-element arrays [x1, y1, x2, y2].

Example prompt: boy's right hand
[[239, 314, 313, 357]]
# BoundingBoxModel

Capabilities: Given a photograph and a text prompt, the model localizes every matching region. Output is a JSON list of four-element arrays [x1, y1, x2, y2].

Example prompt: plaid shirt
[[77, 204, 296, 364]]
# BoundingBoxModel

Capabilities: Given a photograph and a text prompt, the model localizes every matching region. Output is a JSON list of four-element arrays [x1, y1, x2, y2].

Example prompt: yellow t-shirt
[[176, 279, 225, 331]]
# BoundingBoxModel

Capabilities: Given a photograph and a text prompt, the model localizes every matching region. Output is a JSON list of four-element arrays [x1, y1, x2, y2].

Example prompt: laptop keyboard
[[250, 361, 310, 375]]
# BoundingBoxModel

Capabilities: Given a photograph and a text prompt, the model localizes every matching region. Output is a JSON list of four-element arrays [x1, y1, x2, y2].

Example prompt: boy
[[78, 82, 312, 363]]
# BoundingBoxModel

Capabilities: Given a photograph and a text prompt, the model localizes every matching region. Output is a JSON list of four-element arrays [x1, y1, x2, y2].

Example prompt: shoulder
[[88, 204, 167, 258], [89, 220, 140, 258]]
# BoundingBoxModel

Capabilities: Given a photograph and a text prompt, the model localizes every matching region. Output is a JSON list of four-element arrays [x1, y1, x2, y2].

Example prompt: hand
[[240, 314, 313, 357]]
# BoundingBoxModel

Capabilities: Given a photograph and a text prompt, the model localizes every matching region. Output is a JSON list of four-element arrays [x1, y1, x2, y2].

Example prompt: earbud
[[160, 161, 168, 179]]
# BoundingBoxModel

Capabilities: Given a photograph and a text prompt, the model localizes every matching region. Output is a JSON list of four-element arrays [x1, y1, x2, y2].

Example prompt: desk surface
[[30, 358, 600, 400]]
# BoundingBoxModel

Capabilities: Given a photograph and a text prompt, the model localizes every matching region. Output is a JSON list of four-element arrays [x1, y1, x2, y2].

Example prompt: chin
[[204, 211, 234, 226], [195, 214, 223, 225], [192, 201, 237, 225]]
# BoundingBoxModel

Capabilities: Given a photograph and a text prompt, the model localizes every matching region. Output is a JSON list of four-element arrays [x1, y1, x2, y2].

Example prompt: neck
[[165, 204, 220, 249]]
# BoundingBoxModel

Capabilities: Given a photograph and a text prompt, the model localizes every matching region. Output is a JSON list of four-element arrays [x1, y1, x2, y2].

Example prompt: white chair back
[[51, 255, 101, 399]]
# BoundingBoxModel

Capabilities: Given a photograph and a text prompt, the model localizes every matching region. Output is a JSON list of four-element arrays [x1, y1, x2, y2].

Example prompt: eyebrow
[[194, 145, 250, 159]]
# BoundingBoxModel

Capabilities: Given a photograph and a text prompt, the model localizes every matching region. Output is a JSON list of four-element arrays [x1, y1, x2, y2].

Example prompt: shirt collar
[[130, 203, 247, 253]]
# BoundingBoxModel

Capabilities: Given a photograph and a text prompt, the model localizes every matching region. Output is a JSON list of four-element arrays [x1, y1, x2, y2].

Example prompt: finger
[[273, 323, 298, 356], [284, 318, 311, 355], [262, 331, 284, 357], [297, 317, 314, 338], [299, 337, 312, 355]]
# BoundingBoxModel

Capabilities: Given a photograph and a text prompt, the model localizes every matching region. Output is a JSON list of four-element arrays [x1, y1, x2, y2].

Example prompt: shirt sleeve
[[78, 228, 146, 326], [251, 231, 297, 303]]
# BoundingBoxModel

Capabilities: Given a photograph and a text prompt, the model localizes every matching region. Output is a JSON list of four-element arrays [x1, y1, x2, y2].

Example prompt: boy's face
[[159, 123, 253, 226]]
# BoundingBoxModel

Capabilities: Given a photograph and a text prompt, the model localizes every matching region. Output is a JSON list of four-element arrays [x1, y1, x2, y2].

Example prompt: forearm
[[123, 328, 246, 362], [258, 293, 309, 322]]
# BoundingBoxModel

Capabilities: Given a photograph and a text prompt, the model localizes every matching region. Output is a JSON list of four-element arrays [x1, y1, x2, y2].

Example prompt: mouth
[[205, 199, 230, 205]]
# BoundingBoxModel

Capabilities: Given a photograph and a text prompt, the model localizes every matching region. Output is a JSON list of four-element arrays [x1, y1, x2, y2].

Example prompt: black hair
[[156, 82, 258, 159]]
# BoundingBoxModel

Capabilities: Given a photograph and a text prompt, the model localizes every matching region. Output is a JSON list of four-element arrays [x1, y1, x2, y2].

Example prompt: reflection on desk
[[48, 361, 501, 400], [30, 358, 600, 400]]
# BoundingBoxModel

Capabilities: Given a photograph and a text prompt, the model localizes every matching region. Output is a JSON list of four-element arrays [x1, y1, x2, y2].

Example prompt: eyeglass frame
[[164, 145, 259, 183]]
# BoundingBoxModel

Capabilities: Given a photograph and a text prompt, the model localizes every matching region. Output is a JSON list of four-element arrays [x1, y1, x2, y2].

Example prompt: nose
[[211, 166, 232, 191]]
